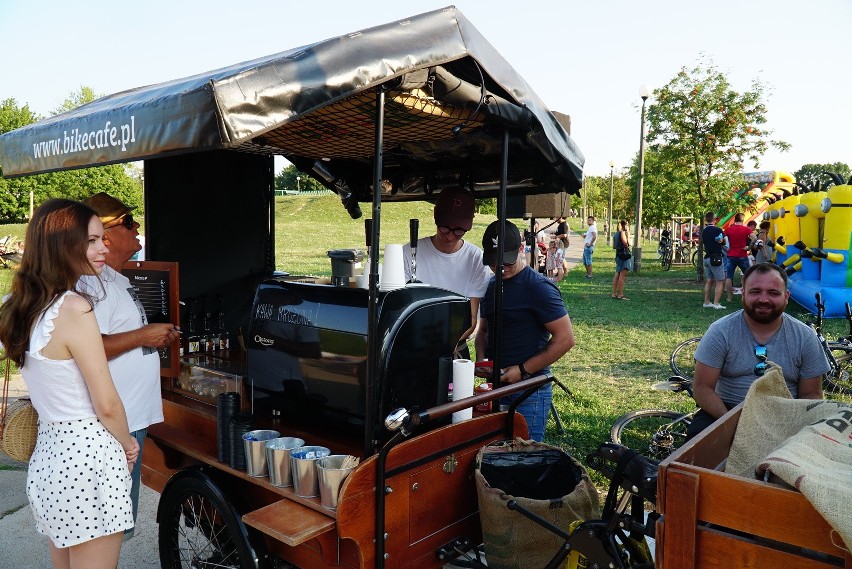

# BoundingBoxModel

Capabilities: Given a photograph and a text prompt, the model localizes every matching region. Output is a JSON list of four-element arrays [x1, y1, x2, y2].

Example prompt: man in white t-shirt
[[80, 192, 180, 539], [403, 188, 492, 352], [583, 216, 598, 278]]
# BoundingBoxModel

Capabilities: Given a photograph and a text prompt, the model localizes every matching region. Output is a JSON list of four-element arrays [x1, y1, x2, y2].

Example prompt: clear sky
[[2, 0, 850, 178]]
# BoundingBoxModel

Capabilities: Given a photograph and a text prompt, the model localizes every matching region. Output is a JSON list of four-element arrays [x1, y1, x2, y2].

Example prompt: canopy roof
[[0, 6, 584, 199]]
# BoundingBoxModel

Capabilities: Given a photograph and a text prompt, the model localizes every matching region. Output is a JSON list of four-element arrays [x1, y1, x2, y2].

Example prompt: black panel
[[144, 150, 274, 335]]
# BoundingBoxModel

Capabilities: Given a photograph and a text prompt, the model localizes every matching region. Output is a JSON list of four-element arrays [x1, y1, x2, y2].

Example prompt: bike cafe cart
[[0, 7, 583, 568]]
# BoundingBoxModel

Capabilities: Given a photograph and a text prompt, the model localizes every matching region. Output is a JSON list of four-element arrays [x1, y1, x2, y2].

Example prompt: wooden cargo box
[[656, 405, 851, 569]]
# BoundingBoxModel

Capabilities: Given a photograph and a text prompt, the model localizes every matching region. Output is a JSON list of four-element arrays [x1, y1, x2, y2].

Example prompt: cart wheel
[[158, 469, 263, 569]]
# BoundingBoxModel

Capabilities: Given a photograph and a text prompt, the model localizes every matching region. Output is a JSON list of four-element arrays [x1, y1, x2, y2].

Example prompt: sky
[[2, 0, 851, 178]]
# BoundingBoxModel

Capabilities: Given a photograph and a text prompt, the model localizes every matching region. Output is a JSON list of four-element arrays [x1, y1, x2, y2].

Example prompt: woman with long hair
[[611, 219, 633, 300], [0, 199, 138, 569]]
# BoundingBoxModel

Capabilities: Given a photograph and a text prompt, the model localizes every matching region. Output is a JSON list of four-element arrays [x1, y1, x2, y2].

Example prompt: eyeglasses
[[438, 226, 467, 237], [754, 345, 767, 376], [107, 214, 135, 230]]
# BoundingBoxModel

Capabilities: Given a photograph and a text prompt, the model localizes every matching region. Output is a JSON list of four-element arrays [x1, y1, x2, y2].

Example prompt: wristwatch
[[518, 362, 533, 380]]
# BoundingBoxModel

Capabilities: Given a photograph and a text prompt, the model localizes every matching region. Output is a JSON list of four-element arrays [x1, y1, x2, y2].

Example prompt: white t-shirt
[[584, 224, 598, 246], [402, 237, 492, 299], [79, 266, 163, 432]]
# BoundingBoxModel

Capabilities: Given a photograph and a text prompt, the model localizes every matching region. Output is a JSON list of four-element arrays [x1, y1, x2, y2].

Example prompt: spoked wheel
[[824, 345, 852, 400], [670, 337, 701, 381], [610, 409, 692, 460], [158, 469, 263, 569], [691, 249, 699, 267]]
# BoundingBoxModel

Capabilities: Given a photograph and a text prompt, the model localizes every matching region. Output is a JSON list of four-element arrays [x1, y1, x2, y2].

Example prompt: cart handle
[[407, 373, 553, 427]]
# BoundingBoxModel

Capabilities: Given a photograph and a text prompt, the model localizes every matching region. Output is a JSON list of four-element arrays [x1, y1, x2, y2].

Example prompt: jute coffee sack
[[757, 406, 852, 549], [725, 362, 850, 478]]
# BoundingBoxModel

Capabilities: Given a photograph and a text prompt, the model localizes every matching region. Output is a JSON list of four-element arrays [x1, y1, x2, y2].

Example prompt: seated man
[[686, 262, 830, 439]]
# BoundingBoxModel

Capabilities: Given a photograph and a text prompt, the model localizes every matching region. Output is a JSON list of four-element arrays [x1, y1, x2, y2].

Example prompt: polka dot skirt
[[26, 417, 133, 548]]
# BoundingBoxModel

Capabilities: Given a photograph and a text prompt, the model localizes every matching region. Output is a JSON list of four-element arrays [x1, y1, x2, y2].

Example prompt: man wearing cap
[[403, 188, 492, 348], [79, 192, 180, 539], [475, 220, 575, 442]]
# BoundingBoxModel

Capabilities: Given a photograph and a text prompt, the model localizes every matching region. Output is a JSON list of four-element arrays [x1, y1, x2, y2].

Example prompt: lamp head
[[608, 160, 616, 169], [639, 83, 651, 101]]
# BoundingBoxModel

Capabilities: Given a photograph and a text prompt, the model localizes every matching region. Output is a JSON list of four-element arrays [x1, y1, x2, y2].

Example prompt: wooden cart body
[[656, 405, 851, 569]]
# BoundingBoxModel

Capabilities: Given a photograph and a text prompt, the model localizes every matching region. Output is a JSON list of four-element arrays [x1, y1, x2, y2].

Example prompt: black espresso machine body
[[246, 278, 470, 447]]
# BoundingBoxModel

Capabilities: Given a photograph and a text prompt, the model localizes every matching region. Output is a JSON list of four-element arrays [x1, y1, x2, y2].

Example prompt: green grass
[[2, 198, 847, 490]]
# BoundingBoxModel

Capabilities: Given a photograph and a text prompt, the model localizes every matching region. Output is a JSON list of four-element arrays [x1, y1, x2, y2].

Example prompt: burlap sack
[[475, 439, 600, 569], [724, 362, 849, 478], [756, 408, 852, 548]]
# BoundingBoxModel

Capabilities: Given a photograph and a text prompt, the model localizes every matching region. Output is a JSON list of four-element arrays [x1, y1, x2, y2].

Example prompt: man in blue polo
[[474, 220, 575, 441]]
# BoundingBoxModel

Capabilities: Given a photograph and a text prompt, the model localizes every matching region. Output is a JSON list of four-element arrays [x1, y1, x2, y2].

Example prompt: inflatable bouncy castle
[[775, 173, 852, 317]]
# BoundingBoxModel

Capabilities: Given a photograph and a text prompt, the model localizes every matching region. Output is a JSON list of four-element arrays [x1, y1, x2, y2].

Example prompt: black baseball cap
[[482, 220, 522, 266]]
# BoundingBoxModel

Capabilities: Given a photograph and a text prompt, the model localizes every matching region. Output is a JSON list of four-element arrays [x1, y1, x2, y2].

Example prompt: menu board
[[121, 261, 180, 377]]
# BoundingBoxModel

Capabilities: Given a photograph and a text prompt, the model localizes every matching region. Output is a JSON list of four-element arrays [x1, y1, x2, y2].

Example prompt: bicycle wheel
[[691, 249, 698, 267], [670, 337, 701, 380], [823, 344, 852, 400], [159, 470, 262, 569], [610, 409, 692, 460]]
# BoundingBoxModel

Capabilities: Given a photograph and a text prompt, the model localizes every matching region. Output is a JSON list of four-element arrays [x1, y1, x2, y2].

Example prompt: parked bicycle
[[804, 293, 852, 398]]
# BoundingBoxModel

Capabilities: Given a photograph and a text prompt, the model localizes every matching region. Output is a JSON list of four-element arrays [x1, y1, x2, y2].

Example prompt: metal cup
[[265, 437, 305, 487], [316, 455, 357, 510], [290, 446, 331, 497], [241, 430, 280, 477]]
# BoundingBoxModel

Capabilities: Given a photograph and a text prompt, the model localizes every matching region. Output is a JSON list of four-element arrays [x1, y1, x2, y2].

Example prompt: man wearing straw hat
[[79, 192, 180, 539], [403, 187, 492, 354]]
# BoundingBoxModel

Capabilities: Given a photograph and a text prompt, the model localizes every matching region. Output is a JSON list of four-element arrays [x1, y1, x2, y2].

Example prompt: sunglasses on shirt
[[107, 214, 135, 230], [754, 345, 767, 376]]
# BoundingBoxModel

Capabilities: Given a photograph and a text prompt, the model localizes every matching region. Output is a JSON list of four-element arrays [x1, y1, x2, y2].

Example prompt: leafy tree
[[794, 162, 851, 187], [275, 164, 325, 193], [645, 57, 788, 279], [52, 85, 99, 115]]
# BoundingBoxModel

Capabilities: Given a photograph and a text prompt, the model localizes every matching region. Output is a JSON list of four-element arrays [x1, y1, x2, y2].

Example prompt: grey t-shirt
[[694, 310, 830, 403]]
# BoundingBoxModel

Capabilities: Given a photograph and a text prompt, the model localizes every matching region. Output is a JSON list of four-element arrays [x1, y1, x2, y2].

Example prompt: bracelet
[[518, 362, 532, 380]]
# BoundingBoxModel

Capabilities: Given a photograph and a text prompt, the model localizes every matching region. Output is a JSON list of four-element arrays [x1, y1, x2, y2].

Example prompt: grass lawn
[[0, 196, 845, 489]]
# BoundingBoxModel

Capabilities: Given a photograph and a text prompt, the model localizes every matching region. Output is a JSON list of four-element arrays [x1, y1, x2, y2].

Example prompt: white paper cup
[[380, 244, 406, 290]]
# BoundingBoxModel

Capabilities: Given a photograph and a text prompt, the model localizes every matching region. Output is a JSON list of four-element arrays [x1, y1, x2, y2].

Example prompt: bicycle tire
[[823, 344, 852, 400], [691, 249, 698, 267], [670, 337, 701, 380], [610, 409, 692, 460]]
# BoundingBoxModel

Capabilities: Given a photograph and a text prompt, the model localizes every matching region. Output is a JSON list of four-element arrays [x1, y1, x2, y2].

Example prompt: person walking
[[723, 213, 753, 301], [687, 262, 829, 438], [79, 192, 179, 539], [475, 221, 575, 442], [0, 199, 138, 569], [582, 215, 598, 279], [701, 212, 727, 309], [611, 219, 632, 300]]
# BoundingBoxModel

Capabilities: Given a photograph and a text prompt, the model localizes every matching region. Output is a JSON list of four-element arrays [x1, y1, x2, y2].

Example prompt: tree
[[794, 162, 851, 187], [645, 57, 788, 279], [52, 85, 99, 115], [275, 164, 326, 194]]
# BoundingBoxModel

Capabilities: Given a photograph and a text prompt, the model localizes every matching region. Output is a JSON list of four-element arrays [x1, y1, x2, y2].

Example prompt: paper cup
[[380, 244, 406, 290]]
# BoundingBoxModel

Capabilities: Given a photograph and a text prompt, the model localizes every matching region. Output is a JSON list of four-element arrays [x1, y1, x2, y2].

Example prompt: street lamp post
[[633, 84, 651, 273], [607, 160, 615, 241], [296, 176, 301, 192]]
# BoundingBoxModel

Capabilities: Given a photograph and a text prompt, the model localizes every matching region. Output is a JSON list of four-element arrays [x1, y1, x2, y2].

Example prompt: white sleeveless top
[[22, 291, 97, 422]]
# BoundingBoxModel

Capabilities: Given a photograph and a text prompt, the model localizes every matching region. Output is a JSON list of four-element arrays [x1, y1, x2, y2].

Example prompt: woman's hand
[[124, 437, 140, 471]]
